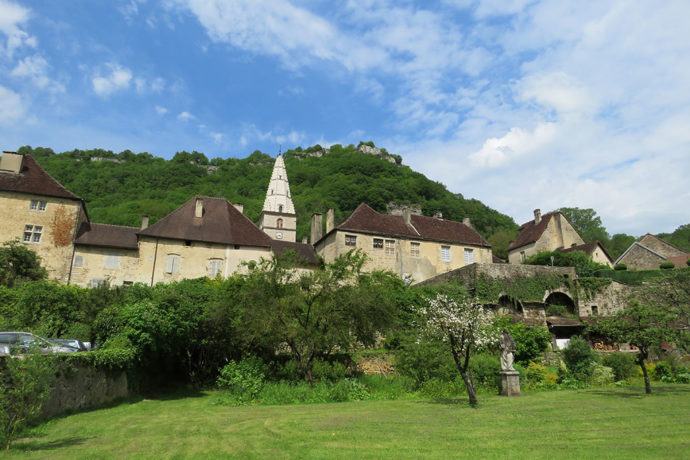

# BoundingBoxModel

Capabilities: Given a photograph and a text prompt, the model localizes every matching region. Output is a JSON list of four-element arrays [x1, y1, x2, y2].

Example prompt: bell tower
[[259, 153, 297, 242]]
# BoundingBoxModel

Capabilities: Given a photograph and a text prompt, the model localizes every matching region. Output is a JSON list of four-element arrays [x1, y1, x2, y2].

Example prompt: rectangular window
[[23, 225, 42, 243], [29, 200, 47, 211], [73, 255, 83, 268], [105, 254, 120, 269], [441, 245, 451, 262], [385, 240, 395, 255], [373, 238, 383, 249], [410, 242, 420, 258], [90, 278, 106, 288], [520, 251, 526, 262], [464, 248, 474, 264], [209, 259, 223, 277], [123, 281, 133, 287], [345, 235, 357, 247], [165, 254, 180, 274]]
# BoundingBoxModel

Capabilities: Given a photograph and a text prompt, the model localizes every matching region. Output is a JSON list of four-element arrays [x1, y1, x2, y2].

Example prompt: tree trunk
[[637, 354, 651, 394], [458, 368, 478, 407]]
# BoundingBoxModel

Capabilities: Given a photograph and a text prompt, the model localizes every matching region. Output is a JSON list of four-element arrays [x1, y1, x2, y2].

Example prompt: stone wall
[[618, 244, 665, 270], [0, 357, 129, 419], [417, 263, 576, 287], [639, 234, 686, 258]]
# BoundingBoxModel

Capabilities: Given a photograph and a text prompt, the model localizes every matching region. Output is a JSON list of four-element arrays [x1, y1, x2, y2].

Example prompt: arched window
[[279, 205, 283, 213], [277, 218, 283, 229]]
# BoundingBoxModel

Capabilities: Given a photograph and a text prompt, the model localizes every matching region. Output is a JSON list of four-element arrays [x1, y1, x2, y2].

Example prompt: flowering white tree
[[421, 294, 499, 406]]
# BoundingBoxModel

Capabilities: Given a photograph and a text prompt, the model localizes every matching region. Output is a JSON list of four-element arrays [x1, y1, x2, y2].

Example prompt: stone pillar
[[500, 370, 521, 396]]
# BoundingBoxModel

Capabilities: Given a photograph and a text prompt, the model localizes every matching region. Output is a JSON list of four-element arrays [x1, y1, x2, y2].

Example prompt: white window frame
[[23, 224, 42, 243], [165, 254, 180, 274], [105, 254, 120, 270], [410, 242, 420, 258], [441, 245, 451, 262], [385, 240, 395, 256], [345, 235, 357, 247], [464, 248, 474, 264], [29, 200, 47, 211], [520, 251, 526, 262], [73, 255, 84, 268], [373, 238, 383, 249], [209, 259, 223, 277]]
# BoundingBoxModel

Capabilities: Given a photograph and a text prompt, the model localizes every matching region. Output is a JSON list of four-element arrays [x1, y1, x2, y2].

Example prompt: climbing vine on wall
[[50, 205, 75, 247], [473, 274, 569, 304], [576, 277, 612, 300]]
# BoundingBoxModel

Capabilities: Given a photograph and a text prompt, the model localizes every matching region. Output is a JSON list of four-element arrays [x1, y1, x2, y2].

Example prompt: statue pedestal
[[500, 370, 521, 396]]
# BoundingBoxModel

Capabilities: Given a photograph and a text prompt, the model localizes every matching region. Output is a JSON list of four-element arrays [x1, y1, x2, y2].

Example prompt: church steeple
[[259, 154, 297, 242], [262, 154, 295, 214]]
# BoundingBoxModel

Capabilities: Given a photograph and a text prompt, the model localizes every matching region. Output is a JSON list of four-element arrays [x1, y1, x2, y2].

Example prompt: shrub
[[638, 362, 655, 379], [394, 335, 457, 384], [544, 373, 559, 386], [601, 353, 637, 381], [0, 351, 56, 450], [659, 262, 675, 270], [311, 359, 348, 382], [614, 263, 627, 271], [686, 258, 690, 267], [217, 357, 268, 403], [525, 362, 548, 384], [591, 363, 615, 386], [495, 319, 552, 363], [562, 337, 597, 381], [653, 361, 673, 382], [469, 353, 501, 392]]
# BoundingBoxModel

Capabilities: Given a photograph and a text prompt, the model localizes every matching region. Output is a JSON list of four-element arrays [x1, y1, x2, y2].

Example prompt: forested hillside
[[18, 144, 518, 244]]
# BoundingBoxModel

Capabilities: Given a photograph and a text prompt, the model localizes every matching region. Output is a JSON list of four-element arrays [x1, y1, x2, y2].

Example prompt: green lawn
[[6, 385, 690, 459]]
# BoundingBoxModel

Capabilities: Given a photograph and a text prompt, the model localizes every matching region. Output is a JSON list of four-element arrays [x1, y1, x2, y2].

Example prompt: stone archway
[[544, 291, 576, 316], [497, 295, 523, 315]]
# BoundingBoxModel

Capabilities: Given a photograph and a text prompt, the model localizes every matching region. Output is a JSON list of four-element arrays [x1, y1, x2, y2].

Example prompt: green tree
[[524, 250, 609, 276], [419, 292, 499, 406], [488, 230, 517, 260], [608, 233, 636, 260], [588, 301, 679, 394], [237, 251, 400, 384], [0, 351, 56, 450], [0, 240, 47, 287], [558, 207, 610, 244]]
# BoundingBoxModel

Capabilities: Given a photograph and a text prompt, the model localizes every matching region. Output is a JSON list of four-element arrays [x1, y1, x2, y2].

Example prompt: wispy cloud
[[10, 54, 65, 93], [177, 111, 193, 121], [0, 85, 26, 124], [92, 63, 133, 96], [0, 0, 36, 58]]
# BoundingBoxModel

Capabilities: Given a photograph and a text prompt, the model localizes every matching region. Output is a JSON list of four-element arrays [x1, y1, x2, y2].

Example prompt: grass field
[[5, 385, 690, 459]]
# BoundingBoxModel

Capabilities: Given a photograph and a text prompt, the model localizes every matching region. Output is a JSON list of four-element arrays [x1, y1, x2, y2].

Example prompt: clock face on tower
[[276, 232, 283, 239]]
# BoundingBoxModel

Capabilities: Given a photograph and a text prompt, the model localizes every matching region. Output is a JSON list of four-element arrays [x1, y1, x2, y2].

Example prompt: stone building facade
[[508, 209, 585, 264], [0, 151, 317, 287], [312, 203, 493, 283], [0, 152, 88, 281], [615, 234, 689, 270]]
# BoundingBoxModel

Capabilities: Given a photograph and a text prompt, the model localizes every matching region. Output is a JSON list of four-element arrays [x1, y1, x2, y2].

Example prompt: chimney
[[434, 211, 443, 219], [534, 208, 542, 225], [311, 213, 323, 244], [233, 203, 244, 214], [195, 198, 204, 218], [0, 151, 23, 173], [326, 208, 335, 234], [402, 207, 411, 226], [141, 215, 149, 230], [463, 217, 471, 228]]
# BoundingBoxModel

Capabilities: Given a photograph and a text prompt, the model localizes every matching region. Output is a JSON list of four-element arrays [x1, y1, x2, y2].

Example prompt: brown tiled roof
[[332, 203, 490, 247], [508, 212, 556, 251], [0, 153, 81, 201], [138, 196, 272, 247], [492, 254, 506, 263], [75, 222, 138, 249], [559, 241, 613, 262], [271, 240, 320, 266]]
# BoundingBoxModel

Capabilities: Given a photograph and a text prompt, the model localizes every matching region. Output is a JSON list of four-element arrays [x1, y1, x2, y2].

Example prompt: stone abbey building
[[0, 150, 492, 287]]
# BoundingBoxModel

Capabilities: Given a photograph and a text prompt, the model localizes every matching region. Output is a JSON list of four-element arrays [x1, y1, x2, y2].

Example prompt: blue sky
[[1, 0, 689, 236]]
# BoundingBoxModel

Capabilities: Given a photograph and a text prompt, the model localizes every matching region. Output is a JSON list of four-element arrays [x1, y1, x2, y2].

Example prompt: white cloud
[[92, 63, 133, 96], [11, 55, 65, 93], [177, 111, 193, 121], [469, 122, 557, 168], [0, 0, 35, 58], [155, 105, 167, 115], [0, 85, 26, 124], [210, 132, 223, 143]]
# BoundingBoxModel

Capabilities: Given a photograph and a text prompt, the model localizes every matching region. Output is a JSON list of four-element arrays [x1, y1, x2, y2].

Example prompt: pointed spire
[[263, 154, 295, 214]]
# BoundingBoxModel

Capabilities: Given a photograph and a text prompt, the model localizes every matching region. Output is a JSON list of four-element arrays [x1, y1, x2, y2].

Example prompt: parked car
[[0, 332, 78, 354], [50, 338, 90, 352]]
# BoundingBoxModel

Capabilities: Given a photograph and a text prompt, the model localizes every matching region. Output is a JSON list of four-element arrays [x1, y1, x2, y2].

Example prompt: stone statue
[[499, 329, 516, 371]]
